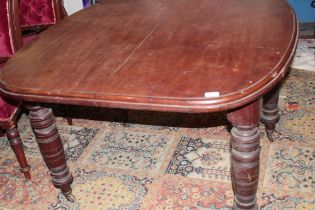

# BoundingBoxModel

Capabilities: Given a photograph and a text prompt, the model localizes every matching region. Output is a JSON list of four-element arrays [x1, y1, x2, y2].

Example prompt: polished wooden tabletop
[[0, 0, 298, 112]]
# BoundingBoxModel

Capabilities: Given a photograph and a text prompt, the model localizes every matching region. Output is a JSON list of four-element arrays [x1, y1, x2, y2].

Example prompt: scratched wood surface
[[0, 0, 298, 112]]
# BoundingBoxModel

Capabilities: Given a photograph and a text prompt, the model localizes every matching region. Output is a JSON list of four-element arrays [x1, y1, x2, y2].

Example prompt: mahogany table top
[[0, 0, 298, 113]]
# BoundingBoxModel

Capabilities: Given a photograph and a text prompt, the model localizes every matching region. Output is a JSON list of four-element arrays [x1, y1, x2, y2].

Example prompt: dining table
[[0, 0, 298, 209]]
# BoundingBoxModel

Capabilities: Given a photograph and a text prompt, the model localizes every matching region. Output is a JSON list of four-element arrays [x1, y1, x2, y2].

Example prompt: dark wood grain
[[53, 0, 66, 21], [0, 0, 298, 113]]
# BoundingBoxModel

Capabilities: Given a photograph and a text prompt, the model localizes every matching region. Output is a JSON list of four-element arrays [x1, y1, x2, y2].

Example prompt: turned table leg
[[6, 127, 31, 180], [261, 85, 280, 142], [26, 104, 75, 202], [227, 99, 261, 210]]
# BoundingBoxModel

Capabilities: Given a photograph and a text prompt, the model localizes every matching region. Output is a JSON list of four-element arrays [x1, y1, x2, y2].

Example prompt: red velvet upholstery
[[0, 0, 63, 181], [0, 0, 34, 122], [0, 95, 19, 121], [19, 0, 56, 28], [0, 65, 19, 122], [1, 0, 55, 62], [22, 33, 38, 45], [0, 0, 63, 122], [0, 0, 14, 58]]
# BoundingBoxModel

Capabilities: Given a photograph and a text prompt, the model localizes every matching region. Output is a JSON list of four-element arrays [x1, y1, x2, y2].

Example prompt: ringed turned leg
[[6, 127, 31, 180], [227, 99, 261, 210], [261, 85, 280, 142], [26, 104, 75, 202]]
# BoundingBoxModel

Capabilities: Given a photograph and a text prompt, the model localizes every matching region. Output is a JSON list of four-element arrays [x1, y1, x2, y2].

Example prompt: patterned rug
[[0, 68, 314, 210]]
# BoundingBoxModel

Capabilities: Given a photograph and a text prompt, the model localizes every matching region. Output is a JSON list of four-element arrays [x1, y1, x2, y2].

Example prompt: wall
[[288, 0, 315, 23], [63, 0, 83, 15]]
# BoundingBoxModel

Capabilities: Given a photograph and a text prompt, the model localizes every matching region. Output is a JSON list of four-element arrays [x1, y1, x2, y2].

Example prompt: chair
[[18, 0, 73, 125], [19, 0, 65, 31], [0, 0, 66, 180]]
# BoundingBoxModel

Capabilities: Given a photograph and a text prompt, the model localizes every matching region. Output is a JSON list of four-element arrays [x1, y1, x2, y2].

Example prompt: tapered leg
[[261, 85, 280, 142], [117, 109, 129, 123], [26, 104, 75, 202], [6, 127, 31, 180], [227, 99, 261, 210], [0, 129, 5, 137], [65, 106, 73, 126]]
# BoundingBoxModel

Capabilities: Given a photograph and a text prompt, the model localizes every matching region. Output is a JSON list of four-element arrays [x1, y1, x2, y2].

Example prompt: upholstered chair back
[[0, 0, 22, 63], [19, 0, 65, 29], [0, 0, 65, 63]]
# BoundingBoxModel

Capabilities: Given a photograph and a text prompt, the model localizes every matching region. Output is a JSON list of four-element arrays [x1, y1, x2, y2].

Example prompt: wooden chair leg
[[6, 127, 31, 180]]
